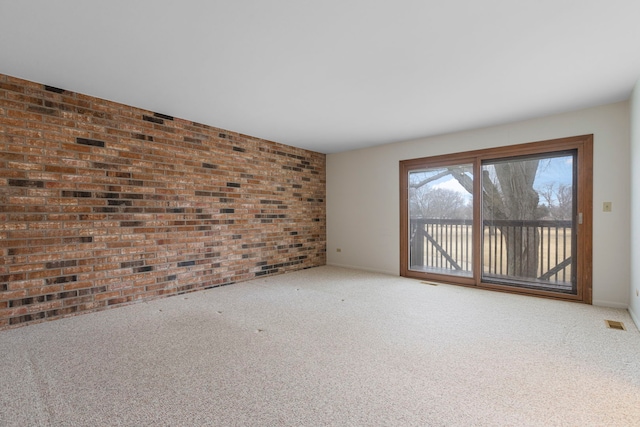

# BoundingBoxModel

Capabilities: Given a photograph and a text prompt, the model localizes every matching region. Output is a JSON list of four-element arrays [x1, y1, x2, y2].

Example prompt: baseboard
[[592, 300, 629, 309], [326, 262, 398, 276], [629, 306, 640, 331]]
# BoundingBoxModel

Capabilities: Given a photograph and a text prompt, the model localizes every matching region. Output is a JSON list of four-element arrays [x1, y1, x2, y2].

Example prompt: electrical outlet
[[603, 202, 612, 212]]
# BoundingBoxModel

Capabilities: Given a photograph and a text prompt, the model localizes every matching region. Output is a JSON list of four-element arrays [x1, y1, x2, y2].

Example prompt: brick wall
[[0, 74, 326, 329]]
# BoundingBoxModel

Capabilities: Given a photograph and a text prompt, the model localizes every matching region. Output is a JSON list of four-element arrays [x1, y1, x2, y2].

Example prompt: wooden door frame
[[400, 134, 593, 304]]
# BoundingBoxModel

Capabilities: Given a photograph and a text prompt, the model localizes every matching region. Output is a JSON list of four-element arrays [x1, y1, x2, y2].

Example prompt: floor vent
[[421, 281, 439, 286], [605, 320, 626, 330]]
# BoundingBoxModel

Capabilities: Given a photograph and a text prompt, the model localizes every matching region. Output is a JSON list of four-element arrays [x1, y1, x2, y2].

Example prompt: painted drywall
[[327, 102, 630, 308], [630, 79, 640, 327]]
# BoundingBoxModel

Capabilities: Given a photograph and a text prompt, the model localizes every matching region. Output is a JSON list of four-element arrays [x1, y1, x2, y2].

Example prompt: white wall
[[327, 102, 631, 308], [630, 80, 640, 326]]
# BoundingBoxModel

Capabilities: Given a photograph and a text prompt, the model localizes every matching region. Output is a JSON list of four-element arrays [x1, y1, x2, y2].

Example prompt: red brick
[[94, 291, 120, 301]]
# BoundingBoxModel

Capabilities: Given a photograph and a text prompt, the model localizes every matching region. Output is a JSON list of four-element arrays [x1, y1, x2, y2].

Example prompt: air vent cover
[[605, 320, 626, 330]]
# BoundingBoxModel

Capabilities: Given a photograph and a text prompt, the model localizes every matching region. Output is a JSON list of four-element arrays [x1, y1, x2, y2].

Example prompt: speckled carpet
[[1, 266, 639, 426]]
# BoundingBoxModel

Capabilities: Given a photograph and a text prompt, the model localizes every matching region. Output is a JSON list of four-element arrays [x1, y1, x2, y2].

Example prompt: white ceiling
[[1, 1, 640, 154]]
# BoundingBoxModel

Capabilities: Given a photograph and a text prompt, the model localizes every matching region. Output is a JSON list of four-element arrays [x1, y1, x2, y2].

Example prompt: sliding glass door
[[400, 135, 592, 302], [481, 152, 577, 294], [408, 164, 474, 277]]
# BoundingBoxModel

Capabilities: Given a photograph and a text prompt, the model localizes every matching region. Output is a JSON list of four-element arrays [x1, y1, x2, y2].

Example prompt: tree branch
[[409, 170, 451, 189]]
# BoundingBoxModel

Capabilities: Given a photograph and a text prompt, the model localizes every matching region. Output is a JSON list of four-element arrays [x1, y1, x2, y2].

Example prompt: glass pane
[[408, 164, 473, 276], [481, 152, 576, 294]]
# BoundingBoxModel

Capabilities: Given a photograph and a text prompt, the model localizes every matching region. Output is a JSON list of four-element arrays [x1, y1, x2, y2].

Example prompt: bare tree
[[434, 160, 542, 278], [555, 184, 573, 220], [410, 186, 471, 219], [486, 160, 541, 278], [539, 183, 573, 220], [411, 156, 573, 282]]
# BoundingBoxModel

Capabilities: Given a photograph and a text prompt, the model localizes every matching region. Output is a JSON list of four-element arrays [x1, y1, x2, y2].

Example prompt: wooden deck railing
[[410, 218, 574, 286]]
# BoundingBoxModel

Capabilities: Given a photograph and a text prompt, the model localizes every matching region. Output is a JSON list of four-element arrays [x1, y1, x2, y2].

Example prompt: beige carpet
[[1, 266, 639, 426]]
